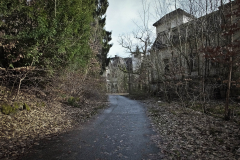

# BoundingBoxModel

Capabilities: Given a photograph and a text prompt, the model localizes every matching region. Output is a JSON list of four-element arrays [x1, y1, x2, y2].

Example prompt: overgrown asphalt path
[[21, 95, 160, 160]]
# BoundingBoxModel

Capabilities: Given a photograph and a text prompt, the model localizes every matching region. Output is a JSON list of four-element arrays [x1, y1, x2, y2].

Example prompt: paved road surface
[[21, 95, 160, 160]]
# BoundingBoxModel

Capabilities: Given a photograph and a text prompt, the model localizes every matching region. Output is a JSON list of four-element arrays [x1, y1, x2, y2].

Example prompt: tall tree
[[0, 0, 95, 71], [95, 0, 113, 74], [118, 0, 153, 92]]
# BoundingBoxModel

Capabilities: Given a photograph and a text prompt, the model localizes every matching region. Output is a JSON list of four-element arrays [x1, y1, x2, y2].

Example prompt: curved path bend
[[21, 95, 160, 160]]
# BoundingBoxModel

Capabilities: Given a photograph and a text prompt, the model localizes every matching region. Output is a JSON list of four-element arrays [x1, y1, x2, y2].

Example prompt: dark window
[[164, 59, 169, 73]]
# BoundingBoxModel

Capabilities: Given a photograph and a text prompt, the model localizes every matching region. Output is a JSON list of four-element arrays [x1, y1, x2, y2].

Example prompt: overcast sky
[[105, 0, 156, 58], [105, 0, 179, 58]]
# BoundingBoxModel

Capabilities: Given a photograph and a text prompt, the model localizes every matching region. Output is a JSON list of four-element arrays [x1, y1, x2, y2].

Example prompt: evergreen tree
[[95, 0, 113, 74], [0, 0, 95, 71]]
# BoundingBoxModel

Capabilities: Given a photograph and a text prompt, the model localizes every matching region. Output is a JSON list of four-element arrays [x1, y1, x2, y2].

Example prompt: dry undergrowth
[[0, 87, 108, 160], [143, 99, 240, 160]]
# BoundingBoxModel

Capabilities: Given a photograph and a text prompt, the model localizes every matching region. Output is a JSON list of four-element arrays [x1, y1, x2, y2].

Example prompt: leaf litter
[[0, 91, 108, 159], [142, 99, 240, 160]]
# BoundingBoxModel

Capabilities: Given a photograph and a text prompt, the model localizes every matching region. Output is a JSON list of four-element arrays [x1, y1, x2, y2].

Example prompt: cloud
[[105, 0, 143, 58], [105, 0, 173, 58]]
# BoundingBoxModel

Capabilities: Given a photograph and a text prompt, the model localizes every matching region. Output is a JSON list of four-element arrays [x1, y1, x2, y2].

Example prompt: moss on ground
[[67, 96, 80, 107], [1, 103, 17, 115]]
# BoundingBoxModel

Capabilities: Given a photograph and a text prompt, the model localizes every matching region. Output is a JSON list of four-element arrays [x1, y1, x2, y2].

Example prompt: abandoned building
[[150, 0, 240, 97], [105, 55, 132, 93]]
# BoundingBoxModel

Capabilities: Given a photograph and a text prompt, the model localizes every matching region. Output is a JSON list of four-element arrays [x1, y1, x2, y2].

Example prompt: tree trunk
[[225, 57, 232, 120], [202, 76, 206, 113], [225, 0, 233, 121], [128, 69, 131, 94]]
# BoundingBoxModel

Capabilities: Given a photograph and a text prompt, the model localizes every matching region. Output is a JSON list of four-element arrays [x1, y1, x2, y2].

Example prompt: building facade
[[150, 0, 240, 98], [105, 55, 132, 93]]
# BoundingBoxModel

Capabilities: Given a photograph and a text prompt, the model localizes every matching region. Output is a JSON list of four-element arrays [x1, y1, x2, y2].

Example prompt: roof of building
[[153, 8, 195, 27], [109, 56, 132, 70], [151, 6, 223, 51]]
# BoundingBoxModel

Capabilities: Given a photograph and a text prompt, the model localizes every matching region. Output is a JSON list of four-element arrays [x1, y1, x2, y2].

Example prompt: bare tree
[[118, 0, 154, 94]]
